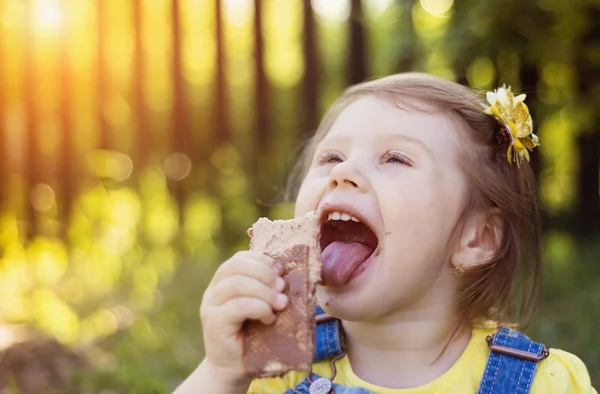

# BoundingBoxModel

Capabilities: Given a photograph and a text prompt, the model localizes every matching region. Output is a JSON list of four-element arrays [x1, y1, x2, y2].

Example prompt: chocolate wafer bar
[[243, 211, 322, 378], [243, 244, 313, 377]]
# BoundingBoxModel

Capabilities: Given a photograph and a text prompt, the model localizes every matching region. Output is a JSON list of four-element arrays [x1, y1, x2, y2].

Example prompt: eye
[[382, 150, 413, 166], [317, 150, 344, 165]]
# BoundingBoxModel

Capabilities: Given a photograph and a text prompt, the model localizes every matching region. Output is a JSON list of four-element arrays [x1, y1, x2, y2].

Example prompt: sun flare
[[33, 0, 63, 30]]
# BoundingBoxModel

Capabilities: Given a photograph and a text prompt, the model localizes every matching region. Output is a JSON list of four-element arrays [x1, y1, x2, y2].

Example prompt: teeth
[[327, 211, 361, 223]]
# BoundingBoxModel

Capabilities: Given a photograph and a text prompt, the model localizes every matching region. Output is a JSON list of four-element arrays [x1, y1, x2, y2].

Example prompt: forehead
[[321, 96, 464, 158]]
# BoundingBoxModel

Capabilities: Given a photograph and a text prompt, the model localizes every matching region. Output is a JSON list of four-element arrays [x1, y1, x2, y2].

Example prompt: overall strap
[[282, 307, 350, 394], [313, 305, 345, 362], [477, 327, 549, 394]]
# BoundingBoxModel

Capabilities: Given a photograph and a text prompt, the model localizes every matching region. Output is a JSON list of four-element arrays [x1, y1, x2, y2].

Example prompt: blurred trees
[[0, 0, 598, 391]]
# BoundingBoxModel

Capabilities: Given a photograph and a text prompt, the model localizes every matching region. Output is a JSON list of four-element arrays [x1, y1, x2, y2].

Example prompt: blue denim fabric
[[283, 373, 377, 394], [284, 307, 545, 394], [477, 327, 546, 394], [314, 305, 344, 362]]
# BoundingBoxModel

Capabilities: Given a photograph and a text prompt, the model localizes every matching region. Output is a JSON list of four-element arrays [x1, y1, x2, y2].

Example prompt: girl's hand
[[199, 251, 289, 386]]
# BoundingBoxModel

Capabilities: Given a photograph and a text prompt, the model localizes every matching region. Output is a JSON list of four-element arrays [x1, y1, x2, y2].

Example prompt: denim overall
[[284, 306, 549, 394]]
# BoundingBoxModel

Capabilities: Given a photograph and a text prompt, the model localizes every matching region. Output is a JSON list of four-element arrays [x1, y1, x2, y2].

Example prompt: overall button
[[308, 377, 333, 394]]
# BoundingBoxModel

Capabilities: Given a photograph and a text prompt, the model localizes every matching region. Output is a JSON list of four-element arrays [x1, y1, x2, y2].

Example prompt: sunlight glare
[[223, 0, 254, 27], [420, 0, 453, 16], [311, 0, 351, 23], [33, 0, 63, 30], [364, 0, 395, 15]]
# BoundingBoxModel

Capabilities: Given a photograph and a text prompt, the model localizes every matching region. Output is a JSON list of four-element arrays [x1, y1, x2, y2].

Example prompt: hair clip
[[483, 86, 540, 166]]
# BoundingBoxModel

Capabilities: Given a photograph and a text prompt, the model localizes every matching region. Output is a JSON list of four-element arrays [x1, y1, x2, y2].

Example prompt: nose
[[327, 159, 367, 192]]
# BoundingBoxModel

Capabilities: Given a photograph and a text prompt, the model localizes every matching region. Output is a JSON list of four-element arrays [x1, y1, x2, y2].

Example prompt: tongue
[[321, 241, 373, 287]]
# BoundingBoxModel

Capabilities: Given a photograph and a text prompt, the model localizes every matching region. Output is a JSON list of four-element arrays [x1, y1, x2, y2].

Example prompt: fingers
[[212, 251, 282, 287], [197, 250, 290, 382], [201, 250, 289, 331], [218, 297, 279, 326], [210, 274, 288, 310]]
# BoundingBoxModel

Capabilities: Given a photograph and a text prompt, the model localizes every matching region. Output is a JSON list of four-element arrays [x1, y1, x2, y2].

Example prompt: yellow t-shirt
[[248, 328, 596, 393]]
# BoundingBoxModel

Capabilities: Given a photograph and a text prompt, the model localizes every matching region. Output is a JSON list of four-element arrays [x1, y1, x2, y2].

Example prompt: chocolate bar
[[243, 212, 322, 378], [243, 244, 313, 377]]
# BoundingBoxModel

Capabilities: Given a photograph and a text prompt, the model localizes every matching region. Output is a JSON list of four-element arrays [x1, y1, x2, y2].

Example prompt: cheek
[[382, 177, 438, 222], [381, 174, 461, 247], [293, 177, 324, 218]]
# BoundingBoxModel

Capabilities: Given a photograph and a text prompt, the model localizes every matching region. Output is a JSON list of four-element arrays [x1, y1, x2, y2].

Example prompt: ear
[[452, 208, 503, 270]]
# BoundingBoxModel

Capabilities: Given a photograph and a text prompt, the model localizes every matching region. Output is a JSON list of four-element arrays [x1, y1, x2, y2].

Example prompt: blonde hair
[[287, 73, 541, 327]]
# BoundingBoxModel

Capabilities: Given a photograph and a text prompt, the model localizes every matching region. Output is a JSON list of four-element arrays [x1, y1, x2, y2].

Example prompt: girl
[[174, 73, 596, 393]]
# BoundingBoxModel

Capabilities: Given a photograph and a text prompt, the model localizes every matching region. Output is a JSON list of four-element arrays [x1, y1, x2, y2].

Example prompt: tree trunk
[[576, 130, 600, 238], [215, 0, 228, 144], [96, 0, 109, 150], [348, 0, 366, 84], [58, 17, 74, 223], [24, 0, 40, 236], [397, 0, 417, 72], [214, 0, 229, 254], [449, 0, 469, 84], [132, 0, 147, 171], [0, 19, 6, 211], [253, 0, 269, 217], [575, 7, 600, 239], [170, 0, 188, 211], [301, 0, 318, 138]]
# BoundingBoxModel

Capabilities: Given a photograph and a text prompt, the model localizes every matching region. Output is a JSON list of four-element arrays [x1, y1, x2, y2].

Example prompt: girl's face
[[294, 96, 470, 321]]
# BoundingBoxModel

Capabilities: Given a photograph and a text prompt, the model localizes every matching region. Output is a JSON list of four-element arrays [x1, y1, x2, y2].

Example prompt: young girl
[[174, 73, 596, 393]]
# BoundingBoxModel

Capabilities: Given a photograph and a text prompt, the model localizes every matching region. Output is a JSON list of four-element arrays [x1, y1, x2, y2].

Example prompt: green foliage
[[530, 237, 600, 387]]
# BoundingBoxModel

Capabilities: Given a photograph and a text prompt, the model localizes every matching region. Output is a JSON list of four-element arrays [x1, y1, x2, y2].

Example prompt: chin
[[316, 281, 382, 322]]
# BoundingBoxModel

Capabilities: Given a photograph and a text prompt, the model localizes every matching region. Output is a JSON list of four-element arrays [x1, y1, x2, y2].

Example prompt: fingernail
[[275, 277, 285, 291], [272, 262, 284, 274], [275, 293, 288, 309]]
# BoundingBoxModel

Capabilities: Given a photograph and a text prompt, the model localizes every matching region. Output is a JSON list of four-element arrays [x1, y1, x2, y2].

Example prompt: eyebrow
[[384, 133, 434, 158], [319, 132, 434, 158]]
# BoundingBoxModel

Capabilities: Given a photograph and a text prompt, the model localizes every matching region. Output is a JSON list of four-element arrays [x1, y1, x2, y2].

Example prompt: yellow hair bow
[[483, 86, 540, 166]]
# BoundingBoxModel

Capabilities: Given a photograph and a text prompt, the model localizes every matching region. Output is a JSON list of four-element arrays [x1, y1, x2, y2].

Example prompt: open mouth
[[319, 208, 380, 287]]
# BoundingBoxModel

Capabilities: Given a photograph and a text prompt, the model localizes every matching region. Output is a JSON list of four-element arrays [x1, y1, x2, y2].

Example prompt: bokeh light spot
[[210, 143, 242, 175], [466, 57, 495, 88], [31, 289, 79, 344], [29, 237, 68, 285], [420, 0, 453, 16], [542, 62, 573, 87], [364, 0, 395, 15], [89, 150, 134, 181], [110, 305, 134, 329], [30, 184, 56, 212], [311, 0, 351, 23], [223, 0, 254, 27], [164, 152, 192, 181]]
